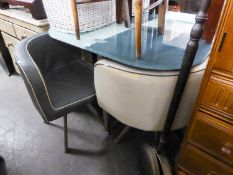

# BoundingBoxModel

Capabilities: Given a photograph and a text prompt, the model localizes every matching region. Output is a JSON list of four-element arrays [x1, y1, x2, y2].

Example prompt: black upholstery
[[15, 33, 95, 122]]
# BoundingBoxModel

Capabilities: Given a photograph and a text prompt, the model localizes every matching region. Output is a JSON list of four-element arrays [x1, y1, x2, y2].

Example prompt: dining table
[[48, 0, 213, 168], [48, 11, 211, 71]]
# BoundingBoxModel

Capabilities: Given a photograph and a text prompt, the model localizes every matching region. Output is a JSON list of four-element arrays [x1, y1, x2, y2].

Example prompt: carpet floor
[[0, 67, 139, 175]]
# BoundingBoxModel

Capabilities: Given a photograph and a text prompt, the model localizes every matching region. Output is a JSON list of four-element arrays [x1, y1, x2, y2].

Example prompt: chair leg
[[63, 115, 68, 153], [44, 120, 50, 124], [128, 0, 132, 22], [116, 0, 123, 24], [71, 0, 80, 39], [86, 104, 99, 118], [158, 0, 168, 35], [134, 0, 143, 59], [122, 0, 131, 28], [149, 0, 156, 15], [103, 110, 109, 132], [114, 126, 131, 144]]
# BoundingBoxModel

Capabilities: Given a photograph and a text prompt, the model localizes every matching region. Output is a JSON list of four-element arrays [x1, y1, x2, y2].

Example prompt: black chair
[[15, 33, 96, 153]]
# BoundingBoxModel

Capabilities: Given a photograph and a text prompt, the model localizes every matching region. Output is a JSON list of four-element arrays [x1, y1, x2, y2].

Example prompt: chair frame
[[15, 34, 97, 153], [71, 0, 166, 58], [134, 0, 168, 58]]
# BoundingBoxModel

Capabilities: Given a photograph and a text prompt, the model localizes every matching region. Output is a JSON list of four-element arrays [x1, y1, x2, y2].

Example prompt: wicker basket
[[42, 0, 116, 33]]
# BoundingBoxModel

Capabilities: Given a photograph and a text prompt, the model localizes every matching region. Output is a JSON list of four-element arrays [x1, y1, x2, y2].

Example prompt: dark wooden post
[[116, 0, 123, 24], [157, 0, 212, 154]]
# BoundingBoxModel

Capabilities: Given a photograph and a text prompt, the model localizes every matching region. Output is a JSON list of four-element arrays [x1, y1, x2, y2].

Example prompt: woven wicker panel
[[42, 0, 116, 33]]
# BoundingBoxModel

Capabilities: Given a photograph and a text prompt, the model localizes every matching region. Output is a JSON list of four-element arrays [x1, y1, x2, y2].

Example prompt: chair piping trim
[[24, 33, 95, 111], [17, 64, 49, 122], [94, 63, 206, 77]]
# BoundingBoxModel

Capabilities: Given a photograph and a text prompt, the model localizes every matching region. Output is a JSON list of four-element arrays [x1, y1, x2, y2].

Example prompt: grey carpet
[[0, 67, 139, 175]]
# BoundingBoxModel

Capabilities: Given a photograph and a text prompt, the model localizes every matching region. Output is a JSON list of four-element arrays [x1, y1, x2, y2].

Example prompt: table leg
[[158, 0, 168, 35], [135, 0, 142, 59]]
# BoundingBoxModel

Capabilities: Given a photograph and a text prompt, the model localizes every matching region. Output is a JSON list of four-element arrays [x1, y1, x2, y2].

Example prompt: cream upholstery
[[94, 58, 208, 131]]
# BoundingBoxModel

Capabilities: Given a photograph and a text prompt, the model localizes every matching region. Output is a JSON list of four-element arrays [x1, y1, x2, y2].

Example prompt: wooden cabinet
[[14, 24, 36, 40], [203, 0, 224, 43], [0, 7, 49, 74], [180, 144, 233, 175], [202, 76, 233, 121], [0, 18, 16, 37], [177, 0, 233, 174], [213, 7, 233, 76], [188, 112, 233, 166]]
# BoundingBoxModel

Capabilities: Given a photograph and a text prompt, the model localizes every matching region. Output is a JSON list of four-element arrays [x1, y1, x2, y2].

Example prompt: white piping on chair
[[21, 33, 95, 111], [17, 64, 49, 122]]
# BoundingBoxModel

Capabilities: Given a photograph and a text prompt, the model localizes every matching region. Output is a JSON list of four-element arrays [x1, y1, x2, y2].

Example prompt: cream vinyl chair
[[94, 58, 208, 142]]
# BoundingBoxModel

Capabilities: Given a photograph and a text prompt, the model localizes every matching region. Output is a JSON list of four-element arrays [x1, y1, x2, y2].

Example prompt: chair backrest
[[42, 0, 116, 38], [15, 34, 86, 121]]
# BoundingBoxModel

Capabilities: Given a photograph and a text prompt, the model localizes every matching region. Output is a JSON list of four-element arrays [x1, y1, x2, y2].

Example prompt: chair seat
[[45, 59, 95, 109], [16, 33, 96, 121]]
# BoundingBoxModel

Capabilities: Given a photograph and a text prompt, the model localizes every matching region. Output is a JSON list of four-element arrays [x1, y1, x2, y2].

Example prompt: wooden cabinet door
[[213, 7, 233, 75]]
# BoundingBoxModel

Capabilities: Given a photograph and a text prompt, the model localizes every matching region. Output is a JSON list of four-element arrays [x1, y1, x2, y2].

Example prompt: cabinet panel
[[202, 76, 233, 119], [0, 19, 16, 37], [14, 24, 36, 40], [177, 0, 233, 174], [213, 7, 233, 75], [188, 112, 233, 166], [180, 144, 233, 175], [176, 170, 187, 175]]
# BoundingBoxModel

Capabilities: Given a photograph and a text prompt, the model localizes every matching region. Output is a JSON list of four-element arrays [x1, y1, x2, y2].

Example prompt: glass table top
[[49, 12, 212, 71]]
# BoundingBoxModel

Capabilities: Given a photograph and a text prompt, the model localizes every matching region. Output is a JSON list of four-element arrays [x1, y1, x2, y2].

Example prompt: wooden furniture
[[115, 0, 131, 27], [203, 0, 224, 43], [134, 0, 168, 58], [0, 7, 49, 74], [168, 1, 180, 12], [176, 0, 233, 174], [0, 0, 46, 20]]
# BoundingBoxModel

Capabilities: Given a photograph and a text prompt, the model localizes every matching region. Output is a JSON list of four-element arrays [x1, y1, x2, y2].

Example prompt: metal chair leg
[[44, 121, 50, 124], [114, 126, 131, 144], [63, 115, 68, 153], [86, 104, 99, 118], [103, 110, 109, 132]]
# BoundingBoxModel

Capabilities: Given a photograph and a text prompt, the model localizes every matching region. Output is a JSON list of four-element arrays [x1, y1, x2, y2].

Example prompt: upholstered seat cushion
[[45, 59, 95, 109], [15, 33, 95, 121]]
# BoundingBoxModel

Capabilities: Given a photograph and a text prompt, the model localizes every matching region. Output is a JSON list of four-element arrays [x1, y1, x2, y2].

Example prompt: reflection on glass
[[87, 11, 211, 70]]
